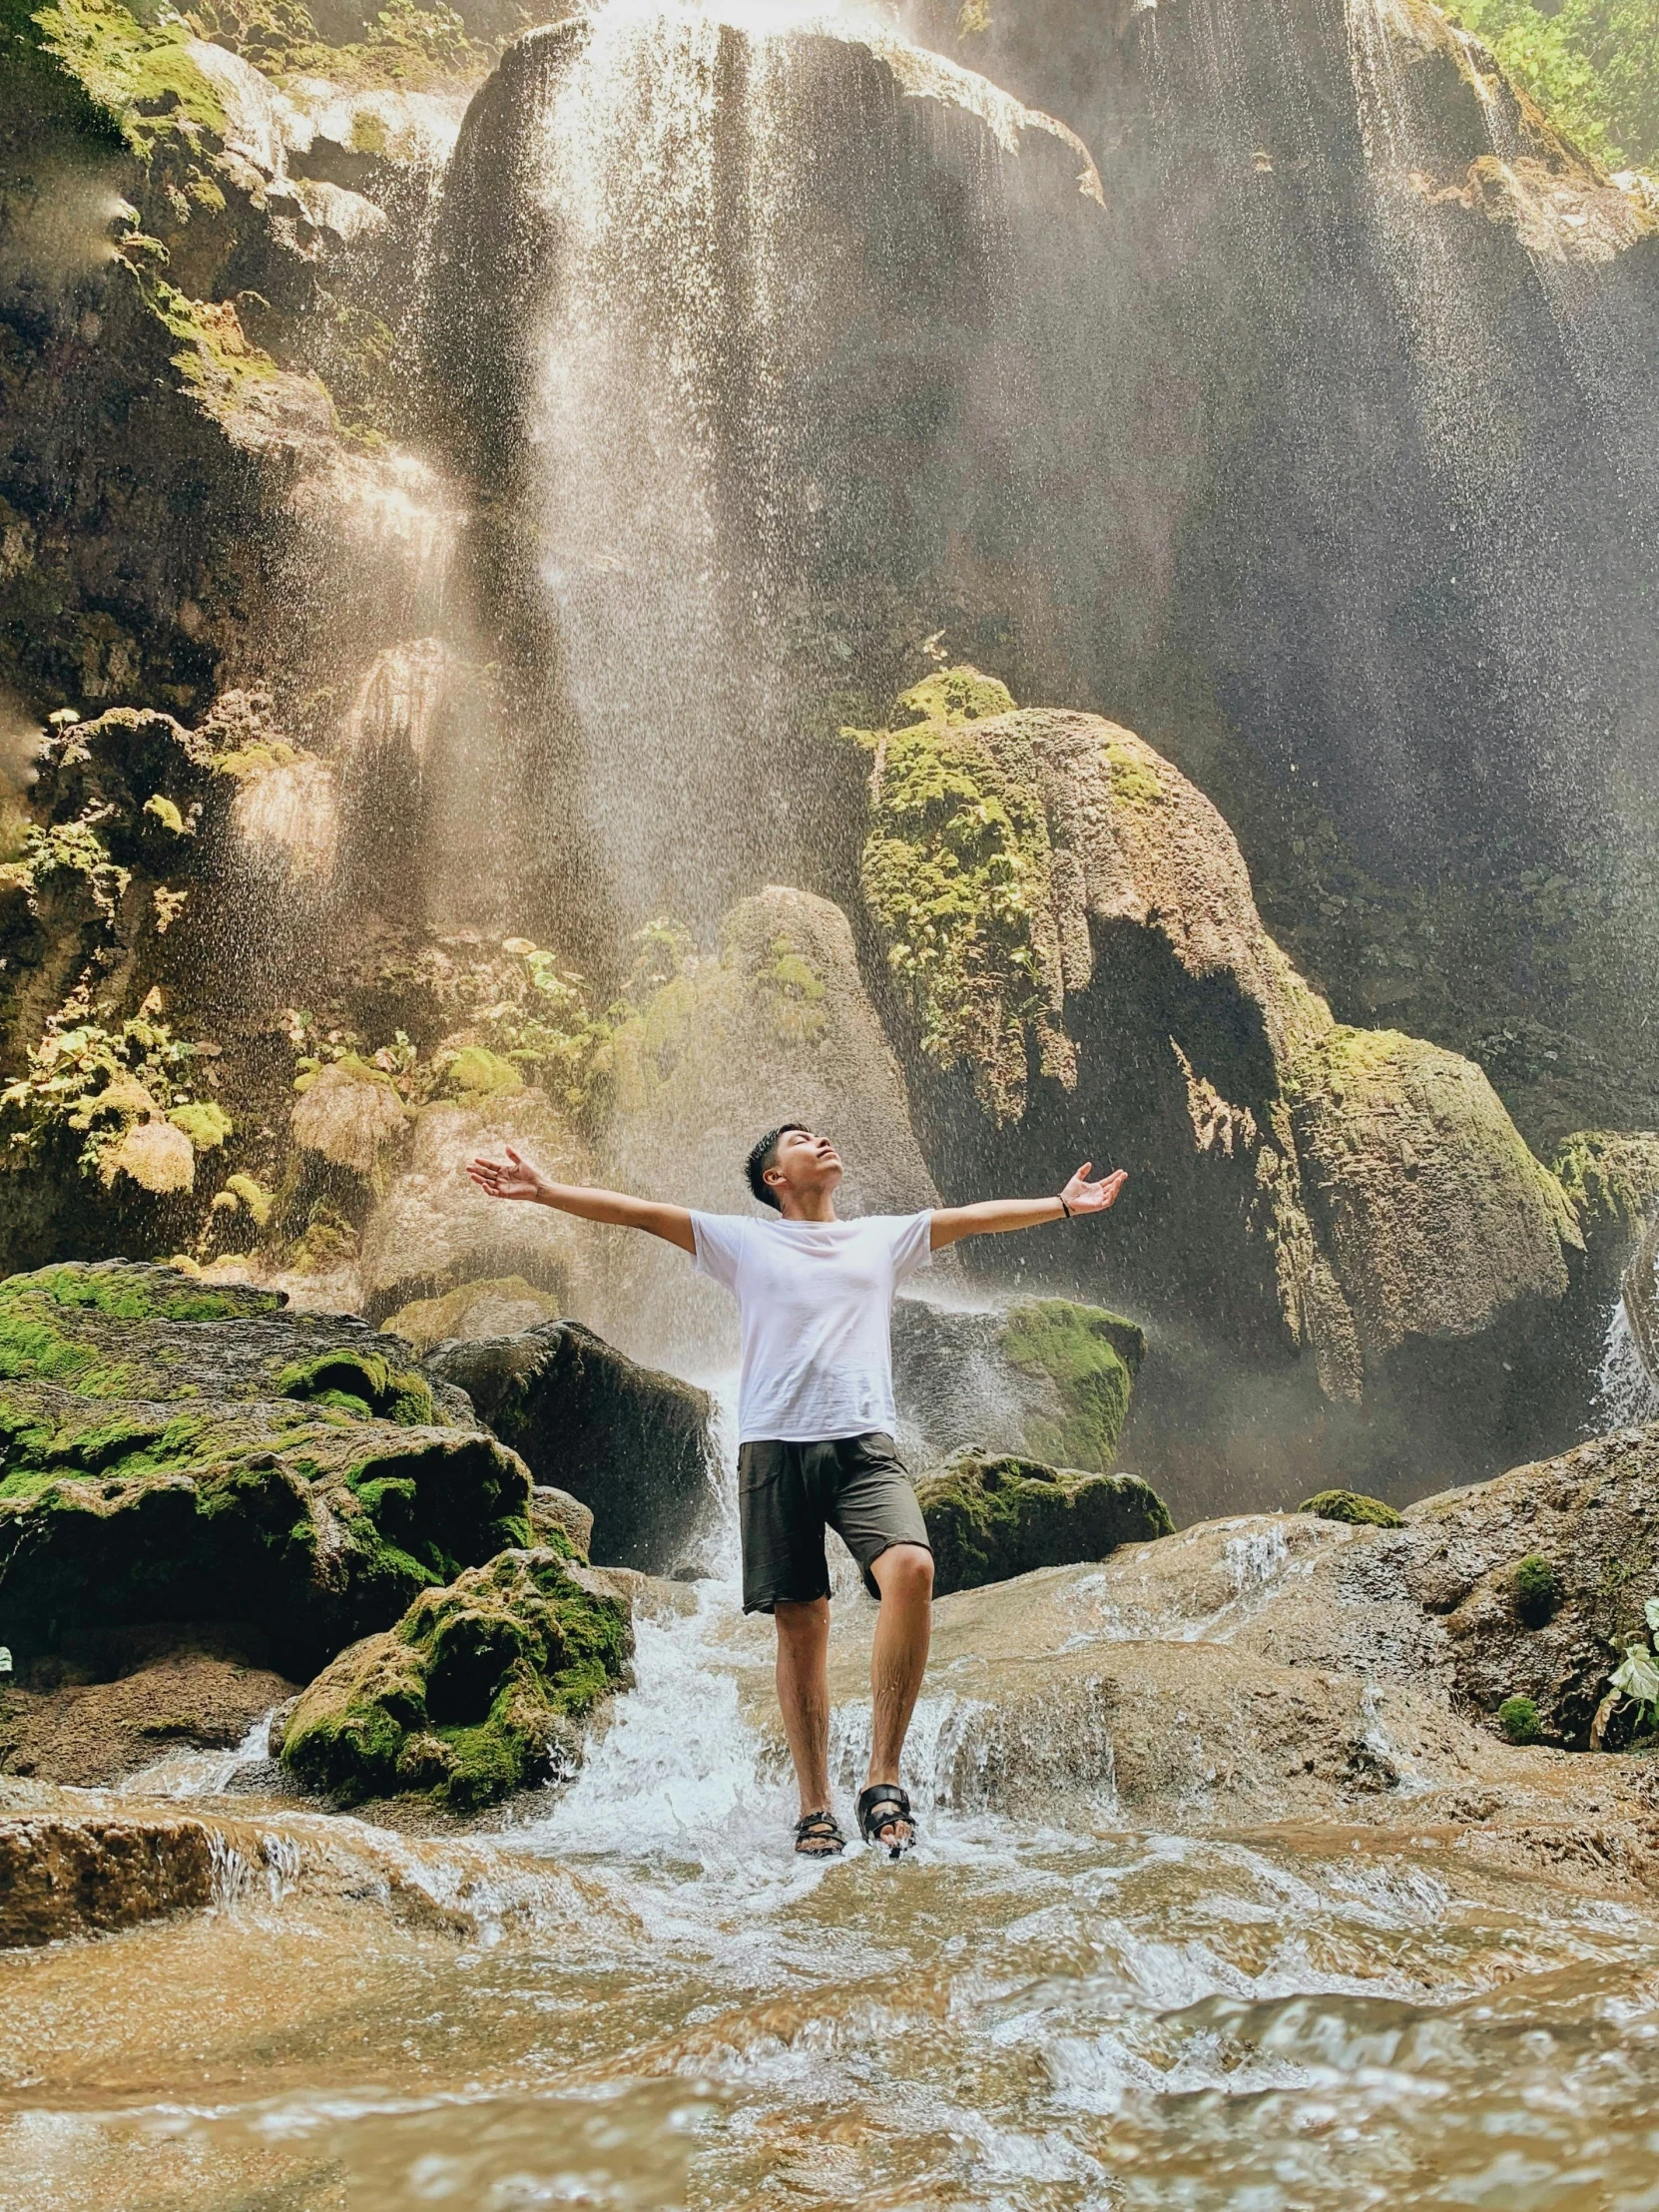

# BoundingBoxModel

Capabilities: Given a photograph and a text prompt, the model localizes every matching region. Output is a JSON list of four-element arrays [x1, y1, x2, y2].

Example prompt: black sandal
[[856, 1783, 915, 1859], [794, 1809, 846, 1858]]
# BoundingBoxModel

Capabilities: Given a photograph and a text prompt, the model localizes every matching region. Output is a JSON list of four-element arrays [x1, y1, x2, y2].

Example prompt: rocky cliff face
[[2, 0, 1655, 1513]]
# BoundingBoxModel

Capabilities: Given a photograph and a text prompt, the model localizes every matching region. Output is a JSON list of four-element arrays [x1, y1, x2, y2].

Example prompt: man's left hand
[[1062, 1162, 1128, 1214]]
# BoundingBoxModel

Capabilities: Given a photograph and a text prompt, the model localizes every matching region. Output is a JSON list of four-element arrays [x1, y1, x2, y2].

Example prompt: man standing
[[468, 1125, 1126, 1857]]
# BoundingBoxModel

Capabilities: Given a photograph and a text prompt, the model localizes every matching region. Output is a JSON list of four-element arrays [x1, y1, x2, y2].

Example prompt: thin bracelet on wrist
[[1058, 1192, 1072, 1219]]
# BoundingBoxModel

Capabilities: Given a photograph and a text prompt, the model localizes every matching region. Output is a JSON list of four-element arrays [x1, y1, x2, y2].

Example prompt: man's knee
[[775, 1595, 830, 1642], [873, 1543, 933, 1600]]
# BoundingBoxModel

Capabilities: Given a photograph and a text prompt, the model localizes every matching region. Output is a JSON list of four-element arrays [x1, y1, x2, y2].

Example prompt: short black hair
[[746, 1122, 809, 1210]]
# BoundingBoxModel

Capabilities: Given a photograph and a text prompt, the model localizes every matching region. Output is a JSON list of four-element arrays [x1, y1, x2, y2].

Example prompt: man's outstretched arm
[[929, 1162, 1126, 1251], [468, 1147, 696, 1253]]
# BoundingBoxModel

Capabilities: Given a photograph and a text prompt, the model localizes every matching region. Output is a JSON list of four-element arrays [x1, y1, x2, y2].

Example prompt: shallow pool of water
[[7, 1579, 1659, 2211]]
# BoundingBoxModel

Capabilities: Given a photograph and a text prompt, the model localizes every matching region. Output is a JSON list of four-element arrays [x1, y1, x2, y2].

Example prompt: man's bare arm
[[930, 1162, 1126, 1251], [468, 1147, 696, 1254]]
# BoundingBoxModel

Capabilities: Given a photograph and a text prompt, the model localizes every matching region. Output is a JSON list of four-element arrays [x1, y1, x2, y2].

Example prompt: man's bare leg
[[865, 1543, 933, 1846], [775, 1596, 834, 1847]]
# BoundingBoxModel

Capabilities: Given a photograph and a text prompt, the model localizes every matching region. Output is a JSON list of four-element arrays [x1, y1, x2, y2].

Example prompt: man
[[468, 1125, 1126, 1857]]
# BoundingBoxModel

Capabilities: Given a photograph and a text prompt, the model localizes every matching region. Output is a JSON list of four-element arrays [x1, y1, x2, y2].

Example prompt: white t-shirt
[[690, 1209, 934, 1443]]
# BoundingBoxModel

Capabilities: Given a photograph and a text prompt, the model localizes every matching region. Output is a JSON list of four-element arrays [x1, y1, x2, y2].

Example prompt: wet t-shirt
[[690, 1210, 934, 1444]]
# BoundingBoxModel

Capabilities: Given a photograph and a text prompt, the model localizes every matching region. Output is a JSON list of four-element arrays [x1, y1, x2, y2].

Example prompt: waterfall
[[426, 0, 1105, 941]]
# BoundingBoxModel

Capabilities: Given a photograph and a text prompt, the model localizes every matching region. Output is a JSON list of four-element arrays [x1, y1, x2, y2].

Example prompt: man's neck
[[779, 1192, 839, 1224]]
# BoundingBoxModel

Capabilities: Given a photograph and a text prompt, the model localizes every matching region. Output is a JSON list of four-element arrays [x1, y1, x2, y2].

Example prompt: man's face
[[769, 1127, 842, 1198]]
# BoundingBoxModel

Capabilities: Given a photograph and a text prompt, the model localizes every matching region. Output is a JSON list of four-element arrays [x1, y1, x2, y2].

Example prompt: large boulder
[[853, 679, 1585, 1497], [384, 1275, 560, 1355], [593, 885, 940, 1369], [0, 1263, 532, 1676], [422, 1322, 719, 1574], [893, 1295, 1145, 1473], [278, 1548, 633, 1811], [915, 1450, 1172, 1596]]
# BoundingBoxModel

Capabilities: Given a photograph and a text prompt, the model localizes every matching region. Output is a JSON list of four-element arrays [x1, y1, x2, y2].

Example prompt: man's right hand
[[467, 1146, 547, 1204]]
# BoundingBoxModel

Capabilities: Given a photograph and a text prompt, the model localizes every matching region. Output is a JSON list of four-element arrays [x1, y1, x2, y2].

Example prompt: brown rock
[[0, 1817, 215, 1947]]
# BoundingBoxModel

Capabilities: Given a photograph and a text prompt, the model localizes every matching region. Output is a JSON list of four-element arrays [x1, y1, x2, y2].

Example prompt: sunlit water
[[10, 1524, 1659, 2210]]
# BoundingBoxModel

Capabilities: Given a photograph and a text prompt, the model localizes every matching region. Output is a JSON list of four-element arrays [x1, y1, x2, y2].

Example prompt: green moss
[[32, 0, 231, 152], [757, 932, 827, 1047], [142, 793, 185, 833], [439, 1044, 523, 1099], [1550, 1130, 1659, 1235], [168, 1099, 232, 1151], [892, 665, 1015, 728], [1513, 1551, 1559, 1626], [1105, 738, 1164, 810], [0, 1375, 533, 1671], [279, 1549, 632, 1811], [998, 1300, 1145, 1473], [915, 1450, 1173, 1597], [1298, 1488, 1404, 1527], [220, 1172, 275, 1228], [1498, 1694, 1543, 1744], [273, 1351, 434, 1427], [855, 684, 1052, 1122]]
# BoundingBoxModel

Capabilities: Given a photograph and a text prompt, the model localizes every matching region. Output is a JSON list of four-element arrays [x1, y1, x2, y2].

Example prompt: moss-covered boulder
[[893, 1297, 1144, 1474], [0, 1262, 531, 1674], [1286, 1027, 1579, 1361], [423, 1322, 718, 1574], [915, 1450, 1173, 1597], [1299, 1489, 1403, 1528], [278, 1548, 633, 1812]]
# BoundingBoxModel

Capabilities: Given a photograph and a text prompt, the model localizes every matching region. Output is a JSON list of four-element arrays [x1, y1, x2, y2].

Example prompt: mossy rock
[[0, 1261, 458, 1421], [423, 1323, 718, 1574], [1299, 1489, 1404, 1528], [997, 1300, 1144, 1473], [0, 1380, 534, 1676], [0, 1263, 527, 1674], [915, 1451, 1173, 1597], [279, 1548, 633, 1812]]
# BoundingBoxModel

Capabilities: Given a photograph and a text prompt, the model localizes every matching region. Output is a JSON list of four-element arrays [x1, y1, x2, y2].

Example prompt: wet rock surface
[[1401, 1424, 1659, 1745], [0, 1631, 296, 1786], [0, 1815, 217, 1946], [423, 1322, 718, 1574]]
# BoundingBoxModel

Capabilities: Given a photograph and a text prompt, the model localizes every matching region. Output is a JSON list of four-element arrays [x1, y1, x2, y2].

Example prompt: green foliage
[[1498, 1694, 1543, 1743], [1449, 0, 1659, 168], [6, 818, 129, 922], [1512, 1551, 1559, 1626], [1607, 1599, 1659, 1735], [852, 670, 1050, 1122], [0, 1004, 220, 1181], [1299, 1488, 1405, 1527], [998, 1300, 1145, 1473]]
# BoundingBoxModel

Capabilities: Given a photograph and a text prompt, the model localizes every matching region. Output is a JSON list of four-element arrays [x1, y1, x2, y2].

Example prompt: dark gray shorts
[[737, 1431, 931, 1613]]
